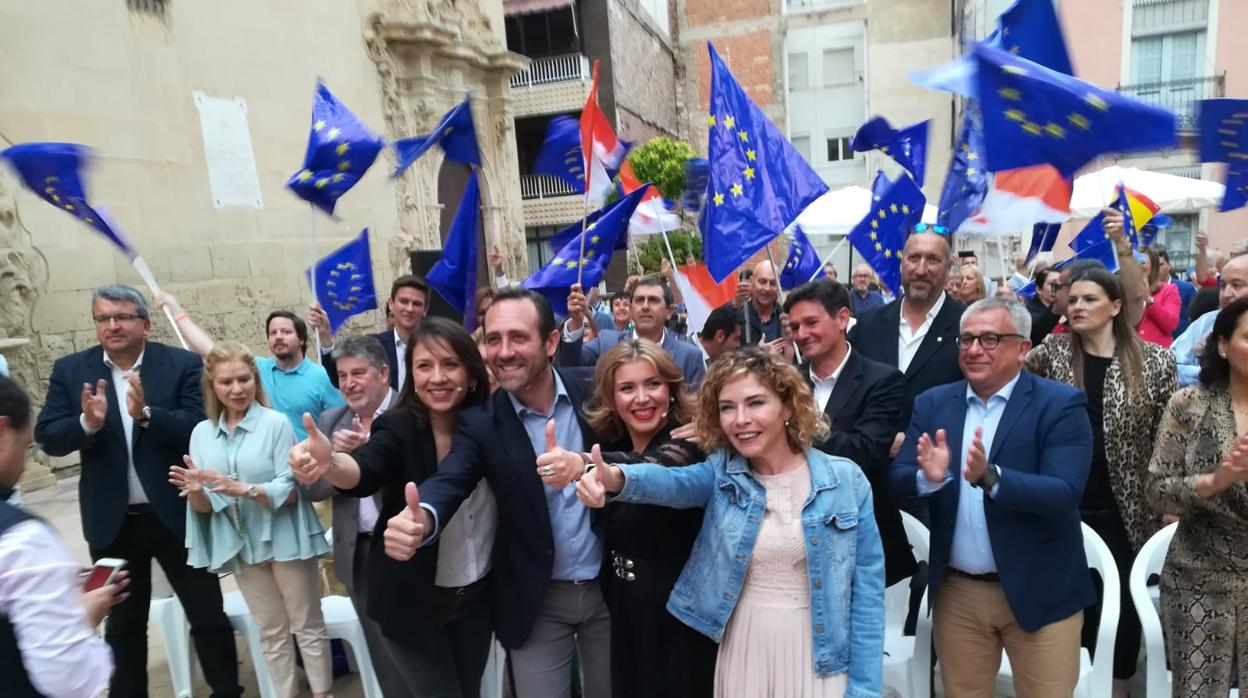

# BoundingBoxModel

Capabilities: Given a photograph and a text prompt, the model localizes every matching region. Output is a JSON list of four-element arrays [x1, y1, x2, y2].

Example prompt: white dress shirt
[[897, 292, 947, 374], [810, 345, 853, 413], [79, 350, 148, 504], [0, 519, 113, 697], [354, 392, 394, 534], [392, 329, 408, 393]]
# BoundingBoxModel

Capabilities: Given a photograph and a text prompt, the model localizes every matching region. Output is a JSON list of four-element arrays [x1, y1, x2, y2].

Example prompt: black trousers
[[1080, 508, 1142, 681], [90, 508, 241, 698], [380, 577, 494, 698]]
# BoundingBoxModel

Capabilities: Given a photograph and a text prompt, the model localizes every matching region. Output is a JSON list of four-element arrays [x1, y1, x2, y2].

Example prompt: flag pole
[[576, 191, 591, 287], [809, 237, 849, 283], [307, 203, 322, 363], [766, 243, 786, 306], [131, 255, 188, 350]]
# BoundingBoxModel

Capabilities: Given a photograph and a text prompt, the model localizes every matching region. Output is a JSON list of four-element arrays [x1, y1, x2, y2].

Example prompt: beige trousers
[[934, 572, 1083, 698], [236, 558, 332, 697]]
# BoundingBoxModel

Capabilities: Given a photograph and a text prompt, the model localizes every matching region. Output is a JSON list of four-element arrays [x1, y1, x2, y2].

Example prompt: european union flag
[[1026, 222, 1062, 264], [780, 225, 821, 290], [851, 117, 929, 184], [937, 110, 989, 233], [1138, 213, 1172, 248], [0, 142, 135, 256], [847, 172, 926, 294], [545, 192, 640, 254], [427, 171, 481, 329], [533, 116, 585, 192], [1068, 188, 1133, 273], [683, 157, 710, 212], [308, 228, 378, 333], [1197, 99, 1248, 163], [393, 97, 481, 178], [1016, 280, 1037, 299], [522, 185, 649, 314], [699, 43, 828, 282], [976, 45, 1177, 177], [287, 82, 384, 216]]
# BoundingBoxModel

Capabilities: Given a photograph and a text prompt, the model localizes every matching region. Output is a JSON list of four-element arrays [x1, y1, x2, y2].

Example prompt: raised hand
[[1210, 434, 1248, 494], [307, 303, 333, 346], [332, 416, 369, 454], [916, 429, 951, 484], [384, 482, 432, 561], [123, 370, 146, 422], [963, 426, 988, 484], [575, 446, 610, 508], [535, 419, 585, 489], [670, 422, 699, 444], [169, 455, 204, 496], [289, 413, 333, 485], [566, 283, 588, 330], [81, 379, 109, 430]]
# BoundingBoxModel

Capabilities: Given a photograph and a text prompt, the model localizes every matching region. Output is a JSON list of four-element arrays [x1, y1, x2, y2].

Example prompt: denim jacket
[[614, 447, 885, 698]]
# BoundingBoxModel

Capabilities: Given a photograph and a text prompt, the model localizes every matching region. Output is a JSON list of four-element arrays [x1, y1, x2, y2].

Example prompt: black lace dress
[[598, 430, 717, 697]]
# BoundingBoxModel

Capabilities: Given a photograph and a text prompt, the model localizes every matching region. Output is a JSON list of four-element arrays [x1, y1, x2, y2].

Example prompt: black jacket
[[325, 330, 401, 391], [417, 368, 599, 649], [1026, 295, 1061, 345], [807, 350, 917, 587], [847, 296, 965, 427], [35, 342, 205, 549]]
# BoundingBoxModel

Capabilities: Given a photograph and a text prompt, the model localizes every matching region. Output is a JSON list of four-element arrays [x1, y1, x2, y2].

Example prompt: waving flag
[[1196, 100, 1248, 212], [780, 225, 820, 290], [683, 157, 710, 212], [851, 117, 929, 184], [700, 43, 828, 282], [307, 228, 378, 332], [427, 172, 481, 328], [1068, 187, 1138, 272], [975, 44, 1177, 177], [581, 61, 628, 208], [618, 160, 680, 237], [848, 172, 926, 293], [937, 114, 990, 233], [0, 142, 135, 256], [392, 97, 481, 178], [673, 261, 738, 336], [533, 116, 586, 191], [523, 186, 649, 313], [1139, 213, 1173, 248], [287, 82, 384, 215], [1025, 223, 1062, 264]]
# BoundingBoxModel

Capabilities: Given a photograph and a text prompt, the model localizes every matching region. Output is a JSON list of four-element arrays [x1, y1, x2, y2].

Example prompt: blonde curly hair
[[694, 347, 829, 454], [202, 341, 271, 422], [583, 339, 695, 443]]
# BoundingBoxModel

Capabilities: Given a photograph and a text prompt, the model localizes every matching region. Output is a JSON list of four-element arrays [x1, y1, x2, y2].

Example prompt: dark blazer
[[807, 350, 917, 587], [325, 330, 401, 391], [847, 295, 965, 426], [35, 342, 205, 549], [560, 328, 706, 387], [1025, 295, 1061, 345], [418, 367, 599, 649], [889, 372, 1097, 632]]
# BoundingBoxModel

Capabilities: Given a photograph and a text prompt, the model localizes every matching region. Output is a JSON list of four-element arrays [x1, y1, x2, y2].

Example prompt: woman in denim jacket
[[576, 348, 885, 698]]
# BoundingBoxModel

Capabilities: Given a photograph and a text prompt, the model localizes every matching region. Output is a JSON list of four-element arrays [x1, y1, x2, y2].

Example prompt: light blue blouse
[[184, 402, 329, 574]]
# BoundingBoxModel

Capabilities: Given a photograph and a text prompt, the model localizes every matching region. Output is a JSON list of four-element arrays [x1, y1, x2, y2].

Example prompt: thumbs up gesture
[[289, 413, 333, 485], [332, 416, 369, 454], [535, 419, 586, 489], [384, 482, 433, 561], [575, 444, 619, 508]]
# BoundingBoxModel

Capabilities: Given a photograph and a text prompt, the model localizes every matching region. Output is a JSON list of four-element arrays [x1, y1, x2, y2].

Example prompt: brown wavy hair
[[583, 339, 695, 444], [694, 347, 829, 454], [202, 341, 271, 422]]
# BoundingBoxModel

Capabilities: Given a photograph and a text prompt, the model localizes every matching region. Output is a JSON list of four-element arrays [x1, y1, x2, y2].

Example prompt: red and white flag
[[618, 160, 681, 236], [960, 164, 1072, 234], [580, 60, 627, 208], [672, 262, 737, 336]]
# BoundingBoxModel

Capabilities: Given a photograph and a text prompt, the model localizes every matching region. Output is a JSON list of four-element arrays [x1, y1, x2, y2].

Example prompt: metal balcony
[[520, 173, 579, 200], [510, 53, 591, 89], [1117, 74, 1225, 130]]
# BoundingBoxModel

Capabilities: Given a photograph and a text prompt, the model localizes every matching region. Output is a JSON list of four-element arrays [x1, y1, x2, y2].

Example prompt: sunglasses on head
[[911, 223, 951, 236]]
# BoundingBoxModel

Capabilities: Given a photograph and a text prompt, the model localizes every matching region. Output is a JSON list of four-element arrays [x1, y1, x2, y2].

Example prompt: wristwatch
[[246, 485, 259, 499], [137, 405, 152, 427], [976, 464, 1001, 491]]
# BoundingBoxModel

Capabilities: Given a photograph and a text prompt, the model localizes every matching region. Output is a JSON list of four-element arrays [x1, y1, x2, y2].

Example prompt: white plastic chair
[[882, 511, 932, 698], [321, 595, 383, 698], [223, 589, 278, 698], [480, 639, 506, 698], [994, 522, 1118, 698], [149, 595, 193, 698]]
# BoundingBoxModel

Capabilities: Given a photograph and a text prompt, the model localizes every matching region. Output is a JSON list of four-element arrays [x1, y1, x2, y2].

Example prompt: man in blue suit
[[560, 276, 707, 386], [891, 297, 1095, 698]]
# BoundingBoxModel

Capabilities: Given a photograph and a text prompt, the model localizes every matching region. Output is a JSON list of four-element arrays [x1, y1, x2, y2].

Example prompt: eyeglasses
[[911, 223, 951, 235], [957, 332, 1025, 349], [1046, 282, 1062, 291], [93, 314, 143, 325]]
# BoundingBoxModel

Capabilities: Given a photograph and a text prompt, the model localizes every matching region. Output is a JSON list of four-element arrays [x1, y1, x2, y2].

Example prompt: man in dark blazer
[[34, 285, 240, 698], [381, 287, 609, 698], [312, 273, 430, 391], [561, 276, 707, 387], [890, 297, 1095, 697], [848, 229, 966, 430], [784, 279, 917, 588]]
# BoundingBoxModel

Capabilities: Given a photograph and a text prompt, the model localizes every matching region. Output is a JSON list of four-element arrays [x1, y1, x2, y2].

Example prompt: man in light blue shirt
[[255, 310, 342, 439], [1172, 253, 1248, 386]]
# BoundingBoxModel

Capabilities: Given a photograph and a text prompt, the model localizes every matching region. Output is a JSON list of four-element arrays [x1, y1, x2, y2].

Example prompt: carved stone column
[[363, 1, 530, 280]]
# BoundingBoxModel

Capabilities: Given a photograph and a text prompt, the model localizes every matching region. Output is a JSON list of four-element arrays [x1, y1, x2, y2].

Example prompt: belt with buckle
[[126, 503, 155, 515]]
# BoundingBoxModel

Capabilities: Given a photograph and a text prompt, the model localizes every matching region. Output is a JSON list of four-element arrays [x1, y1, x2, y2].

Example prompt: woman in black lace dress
[[582, 338, 717, 697]]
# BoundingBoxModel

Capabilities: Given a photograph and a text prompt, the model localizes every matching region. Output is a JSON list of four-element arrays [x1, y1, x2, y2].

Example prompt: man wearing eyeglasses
[[890, 297, 1094, 697], [34, 285, 241, 697]]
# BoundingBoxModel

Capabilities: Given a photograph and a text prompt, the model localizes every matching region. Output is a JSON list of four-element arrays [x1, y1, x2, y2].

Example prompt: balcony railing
[[1117, 74, 1225, 130], [520, 173, 579, 200], [510, 53, 591, 89]]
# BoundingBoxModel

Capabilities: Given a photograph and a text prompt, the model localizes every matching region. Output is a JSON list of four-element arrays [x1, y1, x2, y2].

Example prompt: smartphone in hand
[[81, 558, 127, 592]]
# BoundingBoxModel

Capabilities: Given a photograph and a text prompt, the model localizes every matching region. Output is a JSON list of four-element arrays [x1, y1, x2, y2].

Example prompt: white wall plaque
[[193, 92, 264, 209]]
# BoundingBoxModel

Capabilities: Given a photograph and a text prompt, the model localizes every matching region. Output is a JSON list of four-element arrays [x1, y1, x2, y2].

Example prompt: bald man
[[734, 260, 783, 343], [849, 264, 885, 316]]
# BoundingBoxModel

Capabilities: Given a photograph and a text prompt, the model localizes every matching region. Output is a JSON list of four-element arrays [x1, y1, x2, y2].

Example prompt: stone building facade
[[0, 0, 528, 485]]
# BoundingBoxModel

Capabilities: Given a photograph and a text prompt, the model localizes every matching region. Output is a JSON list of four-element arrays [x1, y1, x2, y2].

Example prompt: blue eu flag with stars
[[1070, 186, 1135, 261], [780, 225, 820, 290], [975, 44, 1177, 177], [393, 97, 481, 178], [523, 186, 650, 315], [287, 82, 384, 216], [937, 110, 989, 233], [851, 117, 929, 184], [1196, 99, 1248, 212], [1026, 223, 1062, 264], [533, 116, 586, 192], [848, 172, 925, 294], [308, 228, 378, 333], [427, 171, 481, 329], [700, 43, 828, 283], [0, 142, 135, 256]]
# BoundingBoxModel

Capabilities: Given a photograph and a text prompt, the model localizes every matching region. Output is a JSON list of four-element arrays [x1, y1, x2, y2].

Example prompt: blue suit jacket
[[889, 371, 1096, 632], [559, 328, 707, 387]]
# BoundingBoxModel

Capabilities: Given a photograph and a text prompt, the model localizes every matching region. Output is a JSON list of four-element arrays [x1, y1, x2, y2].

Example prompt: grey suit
[[301, 392, 409, 695]]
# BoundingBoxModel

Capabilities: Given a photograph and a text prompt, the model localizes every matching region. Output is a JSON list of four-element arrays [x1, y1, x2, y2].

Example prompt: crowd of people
[[1, 211, 1246, 698]]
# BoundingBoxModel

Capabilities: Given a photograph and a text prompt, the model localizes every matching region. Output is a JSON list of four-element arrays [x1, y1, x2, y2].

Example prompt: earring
[[784, 419, 791, 427], [1220, 351, 1228, 359]]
